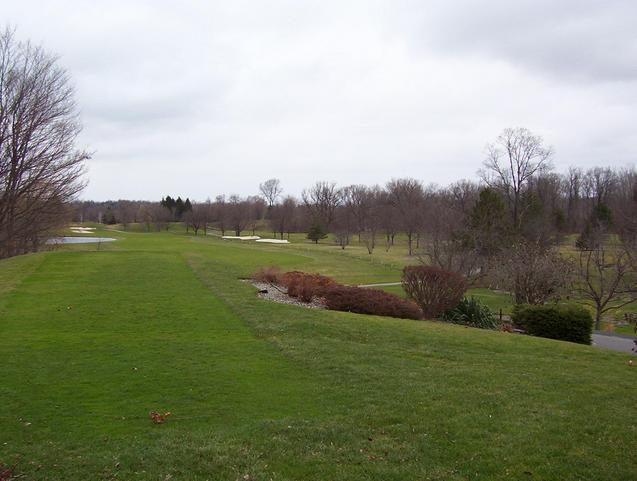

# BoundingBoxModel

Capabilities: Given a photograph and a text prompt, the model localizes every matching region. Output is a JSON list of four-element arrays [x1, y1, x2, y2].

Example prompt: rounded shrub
[[512, 304, 593, 345]]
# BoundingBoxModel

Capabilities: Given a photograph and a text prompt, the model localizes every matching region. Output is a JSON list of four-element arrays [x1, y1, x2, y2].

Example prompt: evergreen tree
[[466, 188, 512, 256], [173, 197, 184, 220], [576, 203, 612, 250], [307, 222, 328, 244]]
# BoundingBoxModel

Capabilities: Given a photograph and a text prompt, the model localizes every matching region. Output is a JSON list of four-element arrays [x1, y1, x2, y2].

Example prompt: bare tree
[[302, 181, 341, 229], [493, 241, 573, 305], [584, 167, 616, 208], [448, 179, 479, 216], [613, 168, 637, 255], [377, 190, 398, 251], [141, 203, 171, 232], [352, 185, 382, 254], [184, 202, 211, 236], [420, 187, 482, 283], [259, 178, 283, 208], [480, 127, 553, 230], [563, 167, 584, 231], [247, 195, 266, 235], [386, 178, 425, 256], [228, 194, 250, 236], [333, 196, 355, 250], [575, 238, 637, 329], [270, 196, 297, 239], [212, 195, 228, 235], [116, 200, 138, 230], [0, 28, 89, 258]]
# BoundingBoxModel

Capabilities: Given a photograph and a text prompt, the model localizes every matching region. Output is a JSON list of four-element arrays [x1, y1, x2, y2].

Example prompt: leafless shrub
[[402, 266, 467, 318]]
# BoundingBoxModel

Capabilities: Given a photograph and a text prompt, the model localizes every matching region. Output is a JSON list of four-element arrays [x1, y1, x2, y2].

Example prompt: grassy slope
[[1, 230, 636, 480]]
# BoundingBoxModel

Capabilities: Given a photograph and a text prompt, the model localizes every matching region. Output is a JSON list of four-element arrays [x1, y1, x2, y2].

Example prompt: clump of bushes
[[279, 271, 336, 302], [252, 267, 422, 320], [512, 304, 593, 345], [322, 285, 423, 320], [441, 297, 499, 329], [402, 265, 467, 318]]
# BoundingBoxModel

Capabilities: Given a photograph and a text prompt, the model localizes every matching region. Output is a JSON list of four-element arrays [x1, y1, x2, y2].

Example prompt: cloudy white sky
[[5, 0, 637, 201]]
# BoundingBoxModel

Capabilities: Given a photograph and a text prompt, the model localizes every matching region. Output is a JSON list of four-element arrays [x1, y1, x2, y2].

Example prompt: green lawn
[[1, 229, 636, 480]]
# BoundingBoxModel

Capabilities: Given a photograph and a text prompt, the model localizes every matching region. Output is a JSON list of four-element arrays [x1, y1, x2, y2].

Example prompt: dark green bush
[[442, 297, 499, 329], [512, 304, 593, 345]]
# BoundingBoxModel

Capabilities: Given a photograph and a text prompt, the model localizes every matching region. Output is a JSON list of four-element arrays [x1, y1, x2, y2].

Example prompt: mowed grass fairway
[[1, 230, 636, 480]]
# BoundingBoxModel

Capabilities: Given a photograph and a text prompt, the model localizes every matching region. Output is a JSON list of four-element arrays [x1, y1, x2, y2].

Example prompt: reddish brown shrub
[[280, 271, 336, 302], [322, 285, 422, 320], [0, 462, 18, 481], [402, 265, 467, 319], [252, 266, 282, 284]]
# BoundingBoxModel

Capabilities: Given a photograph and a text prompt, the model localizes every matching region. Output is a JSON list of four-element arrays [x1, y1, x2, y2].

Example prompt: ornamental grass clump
[[252, 266, 283, 284], [441, 297, 499, 329]]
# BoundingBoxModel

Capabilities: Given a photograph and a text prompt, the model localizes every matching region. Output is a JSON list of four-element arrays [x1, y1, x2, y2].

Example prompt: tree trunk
[[595, 306, 602, 330]]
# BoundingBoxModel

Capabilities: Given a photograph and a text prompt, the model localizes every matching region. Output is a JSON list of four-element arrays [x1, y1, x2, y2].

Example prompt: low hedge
[[252, 267, 423, 320], [512, 304, 593, 345], [322, 285, 423, 320]]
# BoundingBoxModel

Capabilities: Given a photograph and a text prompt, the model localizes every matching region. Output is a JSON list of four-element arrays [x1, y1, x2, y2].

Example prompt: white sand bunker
[[70, 226, 95, 233], [256, 238, 290, 244], [222, 235, 261, 240]]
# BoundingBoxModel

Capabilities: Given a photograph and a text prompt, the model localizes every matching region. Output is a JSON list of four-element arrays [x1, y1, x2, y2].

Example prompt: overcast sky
[[6, 0, 637, 201]]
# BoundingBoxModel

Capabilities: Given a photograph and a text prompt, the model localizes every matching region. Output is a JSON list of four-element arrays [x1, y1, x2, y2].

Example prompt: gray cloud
[[402, 0, 637, 83], [4, 1, 636, 200]]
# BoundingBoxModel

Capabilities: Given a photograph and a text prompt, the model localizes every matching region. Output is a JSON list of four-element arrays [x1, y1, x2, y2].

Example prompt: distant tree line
[[74, 135, 636, 263], [74, 128, 637, 323]]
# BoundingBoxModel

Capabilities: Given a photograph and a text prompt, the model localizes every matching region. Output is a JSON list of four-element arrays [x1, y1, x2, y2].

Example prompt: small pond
[[46, 236, 117, 244]]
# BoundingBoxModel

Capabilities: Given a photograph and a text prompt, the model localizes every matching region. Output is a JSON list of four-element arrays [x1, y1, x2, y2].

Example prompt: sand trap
[[70, 226, 96, 233], [255, 238, 290, 244], [222, 235, 261, 240]]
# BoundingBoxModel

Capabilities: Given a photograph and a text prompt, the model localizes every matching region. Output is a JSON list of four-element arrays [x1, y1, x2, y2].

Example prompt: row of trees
[[82, 162, 635, 253]]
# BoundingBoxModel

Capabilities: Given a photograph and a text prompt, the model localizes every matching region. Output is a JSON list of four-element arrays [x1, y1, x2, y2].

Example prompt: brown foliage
[[280, 271, 336, 302], [322, 285, 422, 320], [402, 265, 467, 318], [149, 411, 171, 424], [0, 461, 18, 481], [252, 266, 283, 284]]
